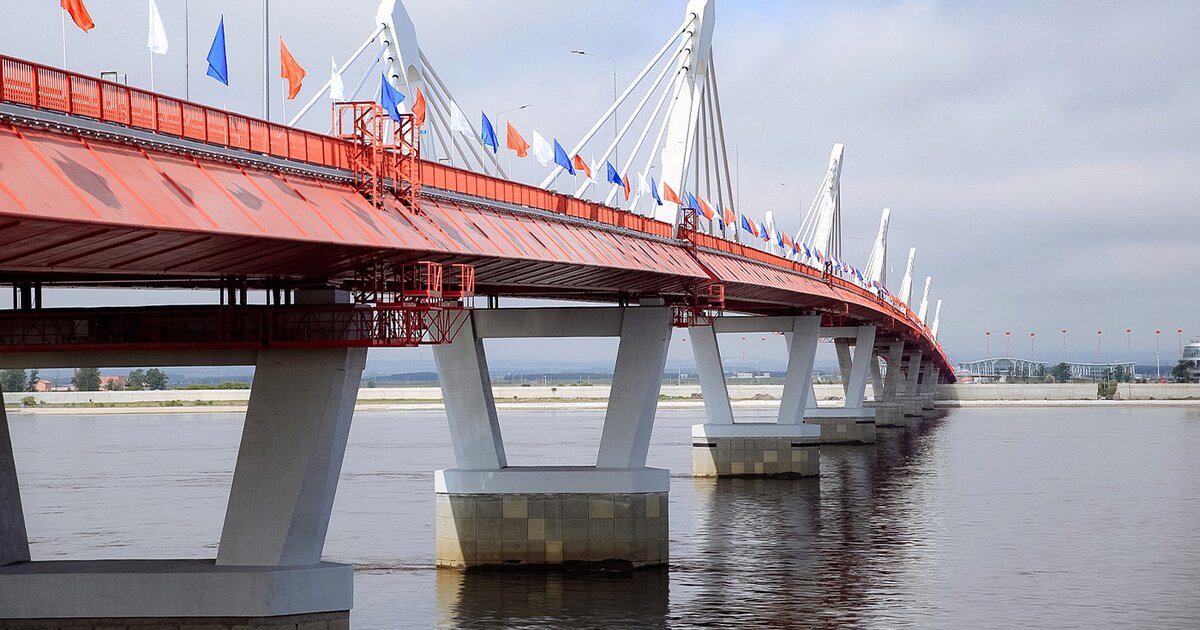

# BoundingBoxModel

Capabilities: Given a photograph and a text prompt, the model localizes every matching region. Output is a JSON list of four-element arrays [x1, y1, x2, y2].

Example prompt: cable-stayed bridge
[[0, 1, 951, 626]]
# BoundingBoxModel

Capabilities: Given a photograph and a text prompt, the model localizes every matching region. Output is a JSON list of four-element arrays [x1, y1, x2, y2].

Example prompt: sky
[[2, 0, 1199, 369]]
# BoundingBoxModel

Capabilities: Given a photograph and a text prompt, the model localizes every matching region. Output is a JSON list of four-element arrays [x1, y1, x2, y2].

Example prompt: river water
[[7, 405, 1200, 628]]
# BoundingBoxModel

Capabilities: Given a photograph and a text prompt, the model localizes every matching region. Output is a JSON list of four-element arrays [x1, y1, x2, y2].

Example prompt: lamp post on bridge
[[1178, 329, 1184, 355], [1156, 329, 1162, 380], [985, 330, 991, 358], [1005, 331, 1011, 357], [1096, 330, 1102, 362], [1125, 328, 1132, 355], [1029, 332, 1036, 362], [1061, 329, 1068, 357], [569, 50, 618, 164]]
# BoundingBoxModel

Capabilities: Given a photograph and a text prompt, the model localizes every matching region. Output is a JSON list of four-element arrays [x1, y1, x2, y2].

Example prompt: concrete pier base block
[[0, 560, 351, 620], [803, 409, 877, 444], [434, 468, 669, 569], [866, 402, 906, 427], [691, 423, 820, 477]]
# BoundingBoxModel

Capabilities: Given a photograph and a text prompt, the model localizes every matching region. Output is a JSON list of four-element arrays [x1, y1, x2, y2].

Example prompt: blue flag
[[379, 74, 406, 123], [802, 243, 811, 257], [686, 192, 699, 210], [650, 177, 663, 205], [206, 16, 229, 86], [605, 161, 623, 187], [553, 139, 575, 175], [741, 215, 754, 234], [480, 112, 498, 153]]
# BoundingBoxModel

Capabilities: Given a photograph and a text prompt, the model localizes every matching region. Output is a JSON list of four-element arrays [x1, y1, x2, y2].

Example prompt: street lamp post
[[985, 330, 991, 358], [570, 50, 618, 164], [1155, 329, 1162, 380]]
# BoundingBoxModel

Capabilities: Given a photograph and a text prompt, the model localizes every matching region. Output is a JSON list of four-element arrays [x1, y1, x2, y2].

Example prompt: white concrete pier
[[433, 304, 672, 568]]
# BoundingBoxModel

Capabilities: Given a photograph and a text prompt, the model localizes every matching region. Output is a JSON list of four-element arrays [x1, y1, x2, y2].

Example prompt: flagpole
[[263, 0, 270, 121], [150, 51, 155, 92], [184, 0, 190, 100]]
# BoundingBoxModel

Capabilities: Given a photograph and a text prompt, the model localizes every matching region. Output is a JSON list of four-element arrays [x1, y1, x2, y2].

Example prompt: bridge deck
[[0, 55, 950, 375]]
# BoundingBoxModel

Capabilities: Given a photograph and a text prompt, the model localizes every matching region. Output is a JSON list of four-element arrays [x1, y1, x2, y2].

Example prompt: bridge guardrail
[[0, 54, 352, 172]]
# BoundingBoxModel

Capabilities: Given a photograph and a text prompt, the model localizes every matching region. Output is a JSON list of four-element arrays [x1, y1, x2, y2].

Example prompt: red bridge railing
[[0, 54, 352, 170]]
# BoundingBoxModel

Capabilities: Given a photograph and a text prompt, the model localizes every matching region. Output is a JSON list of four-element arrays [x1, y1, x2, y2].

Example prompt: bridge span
[[0, 1, 951, 626]]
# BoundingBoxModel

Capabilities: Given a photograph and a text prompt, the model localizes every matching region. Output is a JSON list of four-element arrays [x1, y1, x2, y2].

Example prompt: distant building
[[100, 375, 128, 391], [956, 357, 1137, 381], [33, 379, 55, 392], [1184, 340, 1200, 382]]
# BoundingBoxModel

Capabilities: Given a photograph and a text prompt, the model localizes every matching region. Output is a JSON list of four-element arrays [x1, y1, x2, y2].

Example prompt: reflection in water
[[436, 567, 669, 629], [680, 415, 947, 627]]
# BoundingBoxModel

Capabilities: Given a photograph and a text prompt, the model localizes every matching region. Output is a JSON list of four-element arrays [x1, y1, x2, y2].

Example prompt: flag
[[723, 206, 736, 227], [801, 242, 811, 258], [605, 161, 623, 188], [61, 0, 95, 33], [697, 196, 717, 222], [147, 0, 168, 54], [553, 139, 575, 175], [760, 220, 771, 241], [206, 17, 229, 86], [622, 177, 630, 201], [379, 74, 405, 123], [531, 130, 553, 166], [280, 38, 306, 100], [411, 88, 426, 127], [572, 155, 592, 179], [450, 101, 470, 136], [650, 177, 663, 205], [782, 231, 794, 250], [480, 111, 498, 153], [329, 56, 344, 100], [741, 214, 756, 236], [637, 173, 650, 196], [662, 182, 681, 205], [506, 122, 529, 157]]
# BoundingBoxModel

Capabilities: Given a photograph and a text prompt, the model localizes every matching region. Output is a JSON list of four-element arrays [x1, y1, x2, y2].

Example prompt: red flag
[[61, 0, 95, 32], [411, 88, 427, 128], [697, 196, 716, 221], [506, 122, 530, 157], [622, 177, 631, 201], [572, 155, 592, 179], [782, 231, 794, 249], [723, 206, 736, 226], [662, 182, 681, 205], [279, 38, 306, 100]]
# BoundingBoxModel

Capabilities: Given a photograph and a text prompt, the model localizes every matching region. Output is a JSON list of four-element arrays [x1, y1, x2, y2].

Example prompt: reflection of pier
[[434, 566, 669, 628], [683, 415, 947, 624]]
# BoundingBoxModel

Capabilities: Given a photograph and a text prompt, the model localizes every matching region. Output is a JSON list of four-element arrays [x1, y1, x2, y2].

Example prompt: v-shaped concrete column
[[0, 397, 29, 567]]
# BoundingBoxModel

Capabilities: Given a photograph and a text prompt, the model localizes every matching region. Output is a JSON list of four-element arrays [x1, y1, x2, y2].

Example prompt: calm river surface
[[8, 405, 1200, 628]]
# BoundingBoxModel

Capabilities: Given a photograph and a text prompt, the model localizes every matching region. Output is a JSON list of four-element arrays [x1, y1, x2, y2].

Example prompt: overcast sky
[[3, 0, 1198, 368]]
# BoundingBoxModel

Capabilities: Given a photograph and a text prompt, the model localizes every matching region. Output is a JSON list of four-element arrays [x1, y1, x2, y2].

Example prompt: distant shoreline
[[6, 397, 1198, 415]]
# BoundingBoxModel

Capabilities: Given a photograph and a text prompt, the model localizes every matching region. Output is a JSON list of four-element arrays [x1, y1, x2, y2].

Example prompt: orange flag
[[662, 182, 681, 205], [506, 122, 530, 158], [280, 38, 306, 100], [411, 88, 427, 128], [572, 155, 592, 179], [61, 0, 95, 32], [723, 206, 736, 227], [622, 177, 631, 201]]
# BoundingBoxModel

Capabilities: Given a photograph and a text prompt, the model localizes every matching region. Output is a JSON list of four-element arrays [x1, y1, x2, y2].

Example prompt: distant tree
[[145, 368, 168, 390], [1051, 363, 1072, 383], [1113, 365, 1128, 383], [25, 369, 39, 392], [73, 368, 101, 392], [1172, 361, 1193, 383], [0, 369, 26, 393], [127, 369, 147, 391]]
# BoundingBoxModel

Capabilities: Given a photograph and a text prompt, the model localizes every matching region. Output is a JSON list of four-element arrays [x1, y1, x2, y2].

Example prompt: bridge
[[0, 0, 951, 627]]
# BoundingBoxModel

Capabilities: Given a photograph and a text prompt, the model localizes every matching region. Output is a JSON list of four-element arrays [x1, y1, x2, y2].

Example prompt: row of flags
[[62, 0, 311, 102]]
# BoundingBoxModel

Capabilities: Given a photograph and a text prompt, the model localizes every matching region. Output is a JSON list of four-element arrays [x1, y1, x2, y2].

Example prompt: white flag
[[530, 129, 553, 166], [450, 100, 471, 136], [329, 55, 344, 100], [636, 173, 650, 195], [147, 0, 169, 55]]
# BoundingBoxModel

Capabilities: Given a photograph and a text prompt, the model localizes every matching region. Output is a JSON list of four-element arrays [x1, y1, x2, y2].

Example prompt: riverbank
[[5, 382, 1199, 415]]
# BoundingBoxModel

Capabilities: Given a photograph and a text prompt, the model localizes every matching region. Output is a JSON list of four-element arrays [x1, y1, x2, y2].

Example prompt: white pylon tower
[[656, 0, 716, 223], [794, 143, 844, 262], [864, 207, 890, 286], [918, 276, 932, 321], [932, 300, 943, 338], [288, 0, 507, 177], [898, 247, 917, 305]]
